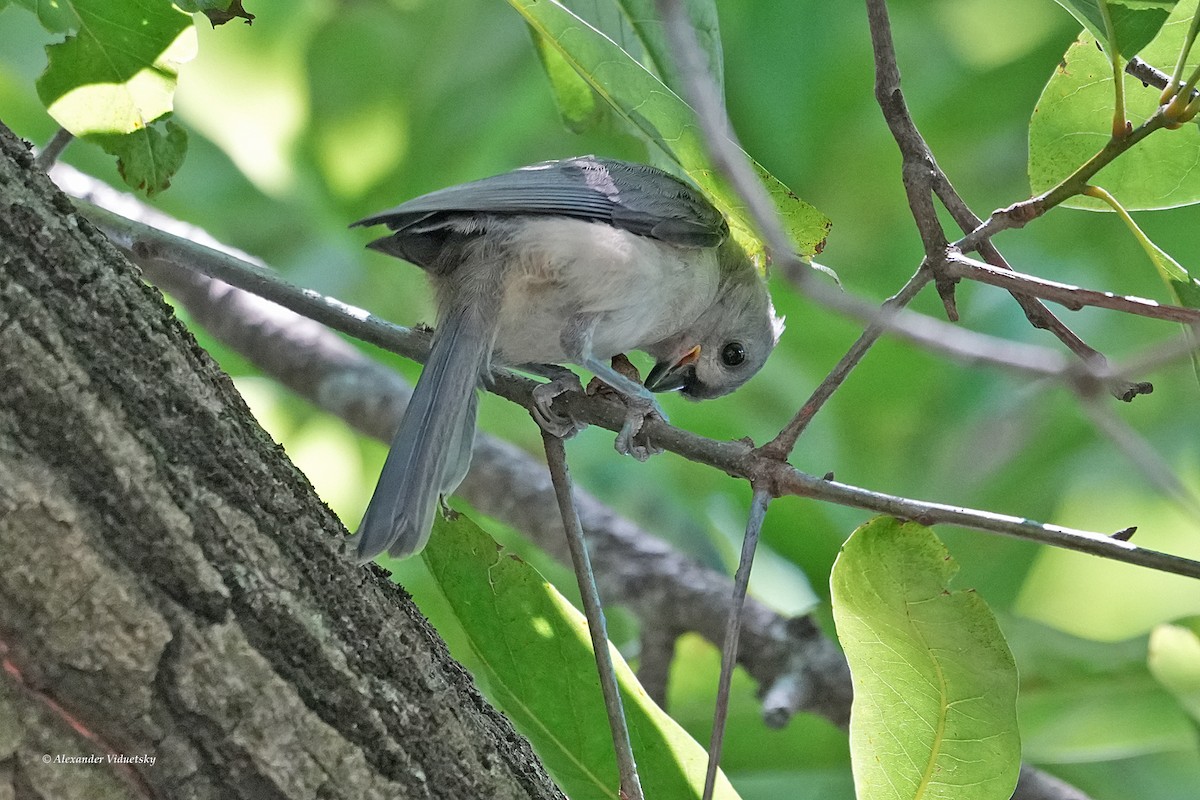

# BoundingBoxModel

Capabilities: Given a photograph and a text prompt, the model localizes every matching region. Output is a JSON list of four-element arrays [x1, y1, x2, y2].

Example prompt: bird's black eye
[[721, 342, 746, 367]]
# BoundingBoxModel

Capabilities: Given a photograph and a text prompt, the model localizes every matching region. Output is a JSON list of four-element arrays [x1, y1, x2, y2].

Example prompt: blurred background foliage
[[4, 0, 1200, 796]]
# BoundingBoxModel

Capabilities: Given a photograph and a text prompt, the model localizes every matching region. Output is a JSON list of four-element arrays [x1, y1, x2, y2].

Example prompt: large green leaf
[[419, 512, 741, 800], [509, 0, 830, 265], [1051, 0, 1179, 57], [831, 518, 1021, 800], [1030, 0, 1200, 209], [32, 0, 195, 194], [36, 0, 195, 136], [529, 0, 723, 134]]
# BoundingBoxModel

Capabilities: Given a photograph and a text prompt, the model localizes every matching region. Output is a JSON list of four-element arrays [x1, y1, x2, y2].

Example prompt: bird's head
[[644, 245, 783, 400]]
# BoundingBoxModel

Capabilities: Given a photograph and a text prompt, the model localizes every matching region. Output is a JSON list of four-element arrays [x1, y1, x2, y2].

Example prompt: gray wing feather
[[354, 156, 727, 249]]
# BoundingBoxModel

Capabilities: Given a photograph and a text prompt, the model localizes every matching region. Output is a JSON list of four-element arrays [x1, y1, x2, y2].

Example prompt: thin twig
[[958, 113, 1171, 253], [761, 264, 932, 458], [702, 488, 770, 800], [942, 253, 1200, 324], [542, 432, 644, 800], [33, 128, 73, 171]]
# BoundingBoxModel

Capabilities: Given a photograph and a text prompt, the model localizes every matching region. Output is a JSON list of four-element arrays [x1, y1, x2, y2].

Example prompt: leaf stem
[[1165, 4, 1200, 101], [1098, 1, 1129, 137], [1082, 185, 1166, 268]]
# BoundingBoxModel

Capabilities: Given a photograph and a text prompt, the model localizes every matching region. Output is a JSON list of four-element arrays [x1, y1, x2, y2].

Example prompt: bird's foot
[[614, 393, 665, 462], [531, 370, 588, 438]]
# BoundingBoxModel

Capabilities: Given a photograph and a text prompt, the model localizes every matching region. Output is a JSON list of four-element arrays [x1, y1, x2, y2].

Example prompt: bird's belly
[[491, 218, 719, 365]]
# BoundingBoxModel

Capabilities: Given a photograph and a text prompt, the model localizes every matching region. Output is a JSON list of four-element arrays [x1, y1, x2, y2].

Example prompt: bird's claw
[[532, 372, 588, 438], [614, 394, 665, 461]]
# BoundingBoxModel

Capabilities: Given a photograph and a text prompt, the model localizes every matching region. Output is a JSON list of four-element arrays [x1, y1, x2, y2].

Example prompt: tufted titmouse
[[349, 156, 783, 561]]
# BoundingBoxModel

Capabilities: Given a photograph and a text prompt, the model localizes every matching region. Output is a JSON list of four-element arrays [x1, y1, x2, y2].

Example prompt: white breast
[[492, 218, 720, 365]]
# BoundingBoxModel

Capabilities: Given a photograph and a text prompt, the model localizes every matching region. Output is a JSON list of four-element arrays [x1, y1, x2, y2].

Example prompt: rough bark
[[0, 122, 563, 799]]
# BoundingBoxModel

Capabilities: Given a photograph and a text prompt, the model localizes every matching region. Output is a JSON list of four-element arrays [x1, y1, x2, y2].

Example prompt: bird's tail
[[352, 303, 492, 562]]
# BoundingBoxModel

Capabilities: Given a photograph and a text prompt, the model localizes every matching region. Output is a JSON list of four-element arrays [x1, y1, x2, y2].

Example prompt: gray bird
[[350, 156, 783, 561]]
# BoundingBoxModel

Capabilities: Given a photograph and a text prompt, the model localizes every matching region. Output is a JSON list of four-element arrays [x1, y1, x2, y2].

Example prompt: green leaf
[[1030, 1, 1200, 210], [1149, 618, 1200, 724], [610, 0, 724, 101], [1051, 0, 1179, 57], [91, 119, 188, 196], [420, 512, 742, 800], [509, 0, 831, 265], [528, 1, 723, 134], [36, 0, 197, 137], [530, 26, 607, 133], [831, 518, 1021, 800]]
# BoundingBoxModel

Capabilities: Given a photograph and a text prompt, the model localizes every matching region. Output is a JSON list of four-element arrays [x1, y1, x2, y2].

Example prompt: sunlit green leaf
[[530, 27, 607, 133], [831, 518, 1020, 800], [1030, 1, 1200, 209], [1051, 0, 1179, 56], [508, 0, 831, 265], [36, 0, 196, 137], [528, 0, 723, 134], [420, 513, 742, 800]]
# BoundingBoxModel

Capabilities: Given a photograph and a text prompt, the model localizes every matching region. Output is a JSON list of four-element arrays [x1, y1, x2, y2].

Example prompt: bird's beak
[[645, 345, 701, 393]]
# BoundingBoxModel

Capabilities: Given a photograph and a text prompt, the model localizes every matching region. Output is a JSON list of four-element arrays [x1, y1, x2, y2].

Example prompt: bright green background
[[4, 1, 1200, 797]]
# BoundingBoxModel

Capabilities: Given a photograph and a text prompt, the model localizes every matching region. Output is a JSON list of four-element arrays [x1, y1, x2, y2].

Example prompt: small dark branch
[[866, 1, 949, 256], [775, 468, 1200, 579], [1126, 56, 1197, 98], [932, 180, 1151, 401], [33, 128, 74, 171], [865, 0, 962, 328]]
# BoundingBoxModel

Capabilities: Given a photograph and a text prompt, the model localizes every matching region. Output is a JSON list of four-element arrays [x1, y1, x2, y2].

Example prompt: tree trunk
[[0, 121, 563, 800]]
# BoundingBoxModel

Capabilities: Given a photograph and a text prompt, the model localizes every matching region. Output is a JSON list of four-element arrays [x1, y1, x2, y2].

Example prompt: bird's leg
[[558, 316, 666, 461], [577, 355, 665, 460]]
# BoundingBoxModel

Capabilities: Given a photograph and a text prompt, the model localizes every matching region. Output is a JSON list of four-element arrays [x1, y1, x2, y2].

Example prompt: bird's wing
[[354, 156, 728, 249]]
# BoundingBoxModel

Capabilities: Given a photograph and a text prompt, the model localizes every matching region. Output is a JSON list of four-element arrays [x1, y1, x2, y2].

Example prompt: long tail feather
[[352, 303, 491, 561]]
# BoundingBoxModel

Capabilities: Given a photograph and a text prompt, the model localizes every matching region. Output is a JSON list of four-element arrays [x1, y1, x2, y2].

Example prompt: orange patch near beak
[[675, 345, 701, 368]]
